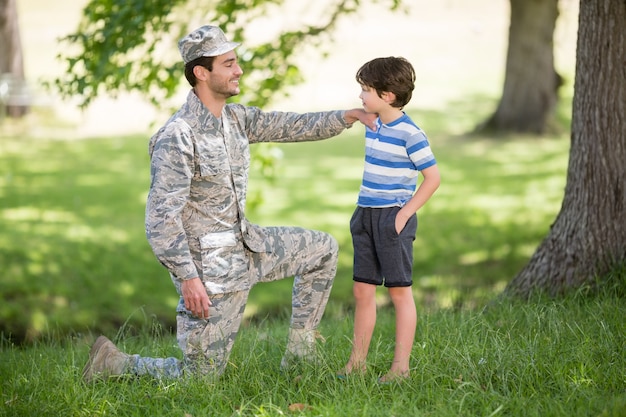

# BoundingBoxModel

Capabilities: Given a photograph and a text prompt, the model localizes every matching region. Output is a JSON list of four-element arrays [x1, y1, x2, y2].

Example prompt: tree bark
[[0, 0, 28, 118], [481, 0, 561, 134], [506, 0, 626, 297]]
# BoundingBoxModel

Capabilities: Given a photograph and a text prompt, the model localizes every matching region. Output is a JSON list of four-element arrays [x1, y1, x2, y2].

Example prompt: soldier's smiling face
[[207, 50, 244, 98]]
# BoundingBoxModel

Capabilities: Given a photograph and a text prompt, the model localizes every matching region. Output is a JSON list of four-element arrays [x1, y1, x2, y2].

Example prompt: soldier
[[83, 25, 376, 382]]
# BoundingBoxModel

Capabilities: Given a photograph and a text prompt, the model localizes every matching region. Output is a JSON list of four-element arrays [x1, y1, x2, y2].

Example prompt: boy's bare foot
[[378, 370, 409, 384], [336, 362, 366, 378]]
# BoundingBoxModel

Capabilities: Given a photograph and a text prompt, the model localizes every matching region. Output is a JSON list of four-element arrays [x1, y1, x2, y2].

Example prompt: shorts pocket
[[382, 207, 402, 238]]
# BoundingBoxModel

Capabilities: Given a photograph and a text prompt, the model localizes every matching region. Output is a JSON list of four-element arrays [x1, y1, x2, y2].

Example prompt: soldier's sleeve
[[145, 121, 199, 281], [234, 105, 350, 144]]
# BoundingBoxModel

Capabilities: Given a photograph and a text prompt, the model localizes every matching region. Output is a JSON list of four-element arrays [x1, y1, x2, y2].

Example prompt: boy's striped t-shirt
[[357, 113, 436, 208]]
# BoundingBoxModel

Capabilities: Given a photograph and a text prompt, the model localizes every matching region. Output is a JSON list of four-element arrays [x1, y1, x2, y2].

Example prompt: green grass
[[1, 282, 624, 416]]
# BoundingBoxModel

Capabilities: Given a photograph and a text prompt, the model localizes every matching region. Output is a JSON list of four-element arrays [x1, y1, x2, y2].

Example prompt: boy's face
[[359, 84, 394, 114]]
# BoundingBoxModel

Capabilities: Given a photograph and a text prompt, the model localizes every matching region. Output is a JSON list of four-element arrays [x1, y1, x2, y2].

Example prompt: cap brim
[[204, 41, 241, 57]]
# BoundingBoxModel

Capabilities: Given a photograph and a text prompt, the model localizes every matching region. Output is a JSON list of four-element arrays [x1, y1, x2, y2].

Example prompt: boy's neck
[[378, 108, 404, 125]]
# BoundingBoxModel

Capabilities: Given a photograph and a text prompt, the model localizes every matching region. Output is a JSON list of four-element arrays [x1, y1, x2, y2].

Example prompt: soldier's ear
[[193, 65, 209, 81]]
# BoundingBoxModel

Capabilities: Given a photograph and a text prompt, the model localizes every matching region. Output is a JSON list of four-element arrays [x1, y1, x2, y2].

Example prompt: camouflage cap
[[178, 25, 240, 64]]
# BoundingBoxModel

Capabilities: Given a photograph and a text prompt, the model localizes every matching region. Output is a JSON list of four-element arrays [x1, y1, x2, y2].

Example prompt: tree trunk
[[481, 0, 560, 134], [505, 0, 626, 297], [0, 0, 28, 118]]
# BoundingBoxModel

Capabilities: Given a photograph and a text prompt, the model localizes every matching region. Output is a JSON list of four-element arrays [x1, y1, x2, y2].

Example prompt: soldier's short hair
[[184, 56, 216, 87]]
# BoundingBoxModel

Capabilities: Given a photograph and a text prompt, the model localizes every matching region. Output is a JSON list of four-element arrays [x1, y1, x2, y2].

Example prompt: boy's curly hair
[[356, 57, 416, 109]]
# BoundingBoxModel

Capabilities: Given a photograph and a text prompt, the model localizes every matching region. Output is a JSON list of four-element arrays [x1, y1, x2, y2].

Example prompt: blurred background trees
[[481, 0, 562, 134], [52, 0, 405, 109], [51, 0, 622, 297], [0, 0, 29, 118]]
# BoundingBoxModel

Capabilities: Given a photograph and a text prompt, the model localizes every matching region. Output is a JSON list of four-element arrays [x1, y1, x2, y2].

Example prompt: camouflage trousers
[[127, 226, 338, 379]]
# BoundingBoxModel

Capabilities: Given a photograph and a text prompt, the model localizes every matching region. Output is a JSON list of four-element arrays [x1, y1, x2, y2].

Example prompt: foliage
[[1, 281, 625, 416], [51, 0, 406, 109], [0, 99, 573, 344], [47, 0, 408, 214]]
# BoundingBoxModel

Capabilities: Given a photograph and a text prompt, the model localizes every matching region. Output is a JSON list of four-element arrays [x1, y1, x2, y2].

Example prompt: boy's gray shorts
[[350, 206, 417, 287]]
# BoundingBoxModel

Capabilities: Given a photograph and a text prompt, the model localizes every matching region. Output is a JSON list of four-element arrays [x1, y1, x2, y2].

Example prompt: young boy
[[340, 57, 440, 383]]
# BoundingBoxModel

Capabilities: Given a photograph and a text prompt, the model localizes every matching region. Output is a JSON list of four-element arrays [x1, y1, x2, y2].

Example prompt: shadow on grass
[[0, 96, 571, 343], [0, 136, 177, 343]]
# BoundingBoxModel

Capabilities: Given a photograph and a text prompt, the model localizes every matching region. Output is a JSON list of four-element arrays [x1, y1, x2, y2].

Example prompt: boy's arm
[[395, 164, 441, 234]]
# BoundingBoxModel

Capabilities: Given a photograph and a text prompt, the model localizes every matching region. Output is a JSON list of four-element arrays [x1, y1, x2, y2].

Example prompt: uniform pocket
[[199, 231, 237, 280], [198, 156, 229, 177], [199, 231, 237, 249], [197, 137, 230, 177]]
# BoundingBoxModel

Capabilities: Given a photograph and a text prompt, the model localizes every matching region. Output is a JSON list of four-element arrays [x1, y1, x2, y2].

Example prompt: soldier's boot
[[82, 335, 131, 382], [280, 328, 321, 370]]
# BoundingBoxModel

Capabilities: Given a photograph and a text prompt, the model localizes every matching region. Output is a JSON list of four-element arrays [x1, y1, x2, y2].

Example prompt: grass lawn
[[1, 284, 624, 416]]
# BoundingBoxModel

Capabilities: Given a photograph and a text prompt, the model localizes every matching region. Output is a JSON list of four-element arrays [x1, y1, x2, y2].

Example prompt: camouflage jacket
[[146, 90, 351, 293]]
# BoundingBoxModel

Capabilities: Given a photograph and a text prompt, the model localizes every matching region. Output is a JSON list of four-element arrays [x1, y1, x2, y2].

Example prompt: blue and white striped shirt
[[357, 113, 436, 208]]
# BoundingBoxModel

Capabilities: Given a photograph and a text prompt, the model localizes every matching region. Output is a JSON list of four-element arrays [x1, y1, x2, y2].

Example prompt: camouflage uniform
[[128, 90, 351, 378]]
